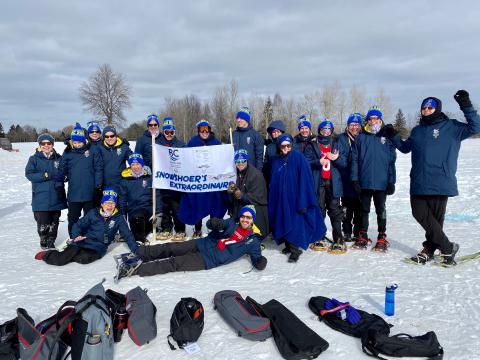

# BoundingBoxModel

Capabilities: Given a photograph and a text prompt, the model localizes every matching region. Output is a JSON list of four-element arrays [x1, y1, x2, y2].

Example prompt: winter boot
[[156, 230, 173, 241], [309, 237, 332, 251], [410, 246, 435, 264], [192, 230, 202, 239], [352, 231, 369, 250], [344, 234, 354, 242], [45, 238, 56, 249], [372, 232, 389, 252], [439, 243, 460, 267], [114, 255, 143, 283], [288, 246, 302, 263], [173, 232, 186, 242], [281, 242, 291, 255], [35, 250, 51, 261], [329, 238, 347, 254]]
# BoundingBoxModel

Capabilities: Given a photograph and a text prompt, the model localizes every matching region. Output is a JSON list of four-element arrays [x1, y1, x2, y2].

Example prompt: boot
[[439, 243, 459, 267], [352, 231, 369, 250], [372, 232, 389, 252], [410, 245, 435, 264], [288, 245, 302, 263]]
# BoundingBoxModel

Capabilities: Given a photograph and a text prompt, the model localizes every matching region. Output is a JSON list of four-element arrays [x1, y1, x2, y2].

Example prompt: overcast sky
[[1, 0, 479, 130]]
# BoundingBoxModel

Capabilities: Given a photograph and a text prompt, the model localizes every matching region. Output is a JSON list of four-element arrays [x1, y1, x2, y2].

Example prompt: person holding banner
[[156, 117, 187, 241], [119, 153, 162, 243], [179, 120, 228, 238], [232, 106, 265, 171], [135, 114, 163, 170], [268, 134, 327, 263], [114, 206, 267, 280], [227, 149, 269, 238]]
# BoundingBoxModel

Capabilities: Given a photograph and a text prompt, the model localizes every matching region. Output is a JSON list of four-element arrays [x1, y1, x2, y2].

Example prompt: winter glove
[[386, 183, 395, 195], [382, 124, 398, 139], [227, 182, 237, 194], [93, 185, 103, 205], [454, 90, 472, 109], [234, 189, 243, 200], [207, 217, 224, 231], [149, 213, 163, 226], [324, 298, 361, 325], [254, 256, 268, 270], [353, 181, 362, 195]]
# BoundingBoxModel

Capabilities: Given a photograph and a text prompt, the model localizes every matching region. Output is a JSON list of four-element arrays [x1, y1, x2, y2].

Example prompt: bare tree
[[349, 85, 366, 114], [79, 64, 131, 127], [372, 87, 393, 123]]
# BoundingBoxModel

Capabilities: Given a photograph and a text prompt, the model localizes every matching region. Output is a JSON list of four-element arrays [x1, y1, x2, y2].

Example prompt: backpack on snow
[[0, 317, 19, 360], [105, 289, 128, 343], [125, 287, 157, 346], [213, 290, 271, 341], [167, 298, 204, 350]]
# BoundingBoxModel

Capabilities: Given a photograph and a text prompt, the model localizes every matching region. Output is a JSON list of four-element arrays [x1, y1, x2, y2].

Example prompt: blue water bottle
[[385, 284, 398, 316]]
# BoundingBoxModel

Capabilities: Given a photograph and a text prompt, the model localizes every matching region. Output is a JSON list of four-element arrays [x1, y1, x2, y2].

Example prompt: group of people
[[26, 89, 480, 278]]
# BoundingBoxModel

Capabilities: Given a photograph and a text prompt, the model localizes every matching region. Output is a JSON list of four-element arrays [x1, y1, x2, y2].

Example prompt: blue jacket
[[97, 138, 132, 188], [25, 149, 67, 212], [71, 208, 138, 257], [135, 131, 162, 169], [187, 133, 221, 147], [351, 127, 397, 191], [336, 132, 358, 198], [304, 135, 347, 199], [233, 125, 265, 170], [119, 168, 162, 218], [195, 218, 263, 270], [59, 141, 103, 202], [392, 106, 480, 196]]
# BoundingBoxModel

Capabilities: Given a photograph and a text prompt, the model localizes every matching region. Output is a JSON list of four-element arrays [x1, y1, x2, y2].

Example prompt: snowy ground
[[1, 141, 479, 360]]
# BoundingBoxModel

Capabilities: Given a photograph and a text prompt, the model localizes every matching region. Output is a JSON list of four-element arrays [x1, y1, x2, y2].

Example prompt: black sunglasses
[[104, 134, 116, 139]]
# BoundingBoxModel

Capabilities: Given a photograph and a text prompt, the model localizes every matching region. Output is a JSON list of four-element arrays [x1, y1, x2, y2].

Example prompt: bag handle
[[167, 334, 177, 350]]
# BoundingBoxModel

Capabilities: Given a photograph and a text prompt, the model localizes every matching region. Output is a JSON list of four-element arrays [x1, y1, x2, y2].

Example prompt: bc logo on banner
[[152, 144, 236, 193]]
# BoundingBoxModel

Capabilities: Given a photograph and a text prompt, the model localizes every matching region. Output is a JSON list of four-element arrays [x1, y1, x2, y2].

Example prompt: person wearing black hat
[[385, 90, 480, 266], [263, 120, 286, 186]]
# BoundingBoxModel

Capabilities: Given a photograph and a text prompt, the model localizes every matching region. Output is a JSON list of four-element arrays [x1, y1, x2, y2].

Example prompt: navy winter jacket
[[25, 149, 67, 212], [351, 128, 397, 191], [233, 125, 265, 170], [304, 135, 347, 199], [195, 218, 263, 270], [59, 141, 103, 202], [135, 131, 162, 169], [71, 208, 138, 257], [391, 106, 480, 196], [97, 138, 132, 188], [187, 134, 221, 147], [293, 134, 315, 154], [336, 132, 358, 198], [119, 168, 162, 218]]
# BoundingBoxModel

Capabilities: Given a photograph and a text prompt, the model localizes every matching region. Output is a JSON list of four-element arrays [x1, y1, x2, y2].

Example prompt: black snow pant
[[128, 209, 152, 243], [160, 193, 185, 233], [317, 182, 343, 241], [135, 239, 206, 277], [410, 195, 452, 253], [33, 211, 61, 245], [43, 245, 101, 266], [341, 196, 362, 238], [360, 189, 387, 235], [67, 201, 94, 237]]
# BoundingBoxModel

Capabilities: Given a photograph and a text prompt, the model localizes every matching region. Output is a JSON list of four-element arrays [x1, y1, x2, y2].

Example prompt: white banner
[[152, 144, 237, 192]]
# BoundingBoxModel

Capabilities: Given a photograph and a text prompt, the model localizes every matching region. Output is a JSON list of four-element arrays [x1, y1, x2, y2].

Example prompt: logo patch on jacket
[[54, 161, 59, 168], [109, 220, 115, 229], [380, 137, 386, 144], [84, 150, 90, 158], [247, 136, 251, 145], [433, 129, 440, 139], [117, 148, 122, 155], [142, 180, 147, 188]]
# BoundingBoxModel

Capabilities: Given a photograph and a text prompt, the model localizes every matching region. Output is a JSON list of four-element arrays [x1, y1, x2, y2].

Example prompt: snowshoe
[[408, 246, 434, 265], [328, 240, 348, 254], [114, 254, 142, 283], [372, 233, 389, 253], [310, 237, 333, 251], [343, 234, 356, 243], [435, 243, 460, 267], [192, 230, 202, 239], [351, 232, 370, 250], [156, 231, 173, 241], [173, 232, 186, 242]]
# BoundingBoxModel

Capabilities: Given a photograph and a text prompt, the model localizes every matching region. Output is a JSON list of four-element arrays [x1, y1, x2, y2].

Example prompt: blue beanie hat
[[196, 119, 211, 129], [128, 153, 145, 167], [236, 107, 251, 122], [421, 98, 438, 109], [37, 133, 55, 144], [297, 114, 312, 130], [163, 117, 176, 131], [318, 120, 334, 133], [347, 113, 363, 126], [147, 114, 159, 127], [239, 205, 256, 221], [234, 149, 249, 162], [366, 106, 383, 120], [101, 188, 118, 205], [103, 125, 117, 137], [71, 123, 86, 143], [278, 134, 294, 146], [86, 121, 101, 134]]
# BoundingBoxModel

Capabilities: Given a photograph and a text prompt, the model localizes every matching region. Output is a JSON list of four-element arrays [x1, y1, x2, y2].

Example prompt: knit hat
[[278, 134, 294, 145], [128, 153, 145, 167], [239, 205, 256, 221], [347, 113, 362, 126], [366, 106, 383, 120], [70, 123, 86, 143], [163, 117, 176, 131], [37, 133, 55, 144], [297, 114, 312, 130], [101, 188, 118, 205], [103, 125, 117, 137], [147, 114, 160, 127], [234, 149, 249, 162], [236, 107, 251, 122], [196, 119, 211, 132], [421, 98, 439, 109], [86, 121, 101, 134], [318, 120, 334, 133], [267, 120, 286, 134]]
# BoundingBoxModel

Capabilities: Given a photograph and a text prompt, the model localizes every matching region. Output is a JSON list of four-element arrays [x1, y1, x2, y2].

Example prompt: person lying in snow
[[115, 205, 267, 281]]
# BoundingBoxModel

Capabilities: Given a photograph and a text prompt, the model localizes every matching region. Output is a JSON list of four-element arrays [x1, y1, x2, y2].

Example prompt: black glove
[[353, 181, 362, 195], [382, 124, 398, 139], [386, 183, 395, 195], [454, 90, 472, 109], [254, 256, 268, 270], [207, 217, 224, 231], [93, 185, 103, 205]]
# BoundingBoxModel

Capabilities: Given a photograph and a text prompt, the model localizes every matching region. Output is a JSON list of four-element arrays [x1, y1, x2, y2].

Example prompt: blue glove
[[324, 298, 361, 325], [345, 306, 361, 325]]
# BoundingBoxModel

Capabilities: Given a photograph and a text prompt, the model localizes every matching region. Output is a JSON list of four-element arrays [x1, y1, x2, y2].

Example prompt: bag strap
[[319, 303, 350, 317], [167, 334, 177, 350]]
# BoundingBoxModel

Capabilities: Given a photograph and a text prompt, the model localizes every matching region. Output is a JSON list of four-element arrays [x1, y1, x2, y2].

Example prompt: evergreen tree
[[0, 122, 4, 138], [260, 97, 273, 138], [393, 108, 409, 138]]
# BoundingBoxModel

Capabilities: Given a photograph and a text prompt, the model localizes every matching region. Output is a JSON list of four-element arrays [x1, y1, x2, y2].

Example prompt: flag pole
[[229, 126, 233, 144], [151, 130, 157, 242]]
